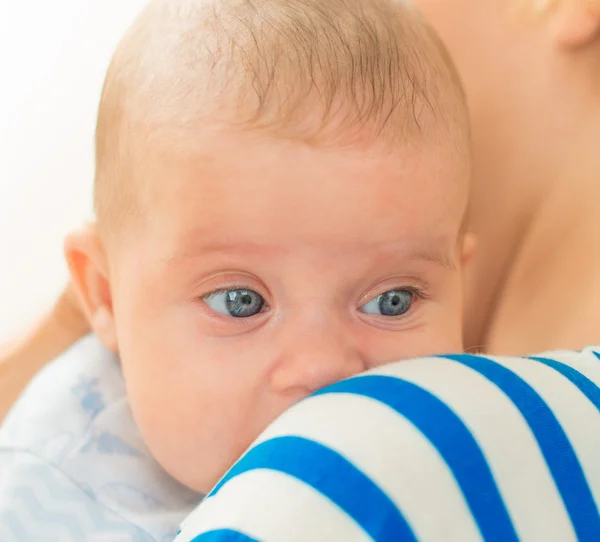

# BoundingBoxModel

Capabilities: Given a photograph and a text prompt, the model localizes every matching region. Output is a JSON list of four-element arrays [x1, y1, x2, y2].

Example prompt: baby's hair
[[94, 0, 469, 238]]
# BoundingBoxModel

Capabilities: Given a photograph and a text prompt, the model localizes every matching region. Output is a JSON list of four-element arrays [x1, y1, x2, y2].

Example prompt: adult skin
[[0, 283, 89, 420], [413, 0, 600, 354]]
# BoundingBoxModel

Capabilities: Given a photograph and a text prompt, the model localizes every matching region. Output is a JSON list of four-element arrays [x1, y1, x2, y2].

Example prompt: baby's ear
[[64, 224, 118, 352], [461, 233, 477, 267], [549, 1, 600, 50]]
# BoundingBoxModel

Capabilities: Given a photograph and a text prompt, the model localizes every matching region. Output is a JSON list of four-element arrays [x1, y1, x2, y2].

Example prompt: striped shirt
[[177, 347, 600, 542]]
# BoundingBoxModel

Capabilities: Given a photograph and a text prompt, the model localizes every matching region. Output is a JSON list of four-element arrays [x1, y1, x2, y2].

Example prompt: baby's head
[[66, 0, 471, 492]]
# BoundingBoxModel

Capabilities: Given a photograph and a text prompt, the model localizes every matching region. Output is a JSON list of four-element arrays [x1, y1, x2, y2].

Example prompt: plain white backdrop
[[0, 0, 147, 342]]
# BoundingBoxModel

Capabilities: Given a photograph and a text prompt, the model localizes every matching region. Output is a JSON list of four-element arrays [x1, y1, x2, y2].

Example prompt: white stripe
[[177, 469, 371, 542], [366, 357, 577, 542], [254, 392, 483, 542], [497, 356, 600, 512], [537, 348, 600, 388]]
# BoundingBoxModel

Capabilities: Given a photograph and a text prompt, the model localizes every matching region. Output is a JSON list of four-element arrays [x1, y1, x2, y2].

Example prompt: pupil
[[391, 296, 400, 306], [241, 294, 252, 305]]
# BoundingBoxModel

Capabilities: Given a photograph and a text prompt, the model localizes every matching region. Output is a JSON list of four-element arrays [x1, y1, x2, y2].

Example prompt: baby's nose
[[269, 317, 367, 395]]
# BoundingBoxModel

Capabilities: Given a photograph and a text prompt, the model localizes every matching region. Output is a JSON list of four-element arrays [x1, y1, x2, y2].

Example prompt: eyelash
[[388, 284, 429, 301], [203, 284, 268, 299]]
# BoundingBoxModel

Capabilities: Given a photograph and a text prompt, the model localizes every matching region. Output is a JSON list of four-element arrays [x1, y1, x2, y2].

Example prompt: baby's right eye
[[203, 289, 265, 318]]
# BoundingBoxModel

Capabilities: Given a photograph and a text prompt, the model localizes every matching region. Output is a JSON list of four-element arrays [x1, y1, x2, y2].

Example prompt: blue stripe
[[593, 351, 600, 362], [209, 436, 416, 542], [529, 356, 600, 413], [313, 375, 517, 542], [191, 530, 259, 542], [443, 354, 600, 541]]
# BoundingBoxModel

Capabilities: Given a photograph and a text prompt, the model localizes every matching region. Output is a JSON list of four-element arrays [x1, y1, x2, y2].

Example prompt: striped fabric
[[176, 347, 600, 542]]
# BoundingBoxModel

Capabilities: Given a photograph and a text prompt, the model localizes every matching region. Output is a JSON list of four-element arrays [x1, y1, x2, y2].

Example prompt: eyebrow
[[403, 245, 457, 271], [162, 241, 281, 265], [163, 240, 457, 271]]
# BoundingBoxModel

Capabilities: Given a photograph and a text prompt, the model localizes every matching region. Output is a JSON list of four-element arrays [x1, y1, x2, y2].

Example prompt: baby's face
[[108, 126, 469, 492]]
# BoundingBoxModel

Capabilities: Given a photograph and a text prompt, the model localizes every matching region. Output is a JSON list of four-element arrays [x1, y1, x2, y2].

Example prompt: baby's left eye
[[359, 289, 414, 317]]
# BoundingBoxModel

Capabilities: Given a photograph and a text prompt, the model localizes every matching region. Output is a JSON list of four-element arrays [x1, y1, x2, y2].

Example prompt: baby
[[70, 0, 470, 494], [1, 0, 471, 537]]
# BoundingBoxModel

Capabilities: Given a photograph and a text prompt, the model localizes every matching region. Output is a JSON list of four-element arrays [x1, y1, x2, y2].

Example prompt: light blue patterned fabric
[[176, 347, 600, 542], [0, 335, 201, 542]]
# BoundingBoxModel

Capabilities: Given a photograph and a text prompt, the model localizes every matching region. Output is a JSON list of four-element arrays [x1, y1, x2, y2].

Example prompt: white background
[[0, 0, 147, 342]]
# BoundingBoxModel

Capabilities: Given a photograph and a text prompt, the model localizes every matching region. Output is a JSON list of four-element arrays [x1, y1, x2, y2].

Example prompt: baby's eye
[[203, 289, 265, 318], [359, 289, 414, 317]]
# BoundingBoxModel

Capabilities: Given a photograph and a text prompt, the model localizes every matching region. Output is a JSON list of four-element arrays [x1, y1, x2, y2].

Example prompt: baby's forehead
[[136, 126, 468, 256], [141, 121, 463, 188]]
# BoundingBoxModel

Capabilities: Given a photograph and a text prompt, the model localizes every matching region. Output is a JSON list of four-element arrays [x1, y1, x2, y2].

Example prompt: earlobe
[[64, 224, 118, 352], [550, 2, 600, 50]]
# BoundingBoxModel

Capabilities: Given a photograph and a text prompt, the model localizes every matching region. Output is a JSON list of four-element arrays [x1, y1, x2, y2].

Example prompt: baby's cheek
[[127, 377, 229, 491], [120, 355, 258, 492], [110, 284, 242, 489]]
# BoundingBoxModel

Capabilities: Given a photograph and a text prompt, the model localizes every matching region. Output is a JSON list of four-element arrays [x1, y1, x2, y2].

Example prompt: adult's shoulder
[[482, 197, 600, 355]]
